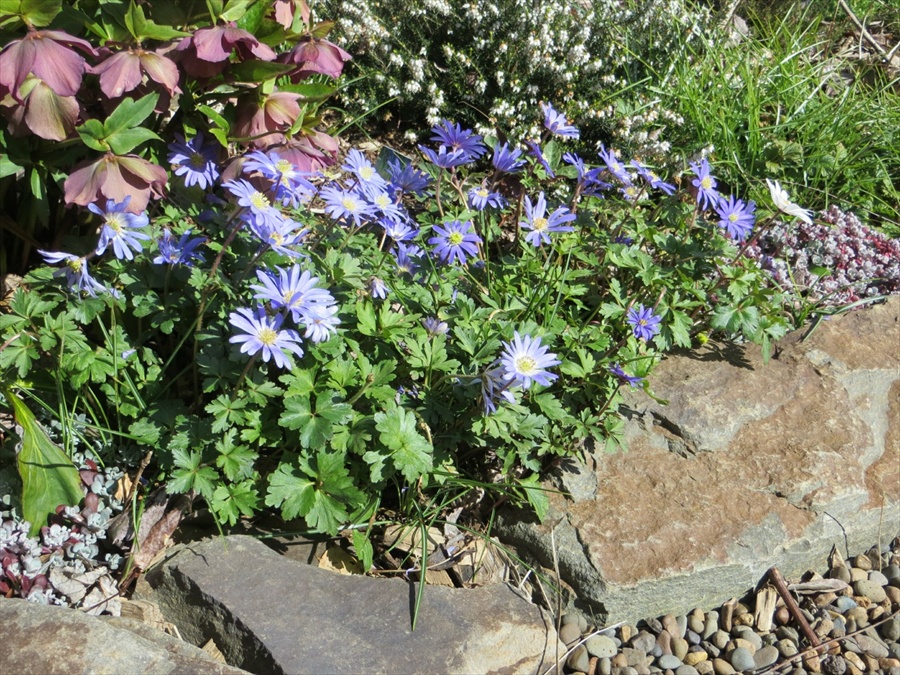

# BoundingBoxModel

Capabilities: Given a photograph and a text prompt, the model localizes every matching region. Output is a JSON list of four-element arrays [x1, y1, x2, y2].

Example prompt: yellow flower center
[[275, 159, 293, 174], [532, 217, 548, 232], [68, 259, 83, 272], [729, 213, 739, 223], [701, 177, 712, 190], [106, 213, 126, 234], [448, 232, 464, 246], [515, 356, 537, 374], [475, 188, 488, 198], [360, 166, 374, 180], [375, 194, 391, 208], [189, 152, 206, 168], [258, 327, 278, 345], [271, 231, 284, 245], [250, 192, 270, 210], [342, 197, 358, 212]]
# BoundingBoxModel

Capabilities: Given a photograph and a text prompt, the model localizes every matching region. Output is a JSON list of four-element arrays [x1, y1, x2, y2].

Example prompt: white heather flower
[[766, 179, 814, 225]]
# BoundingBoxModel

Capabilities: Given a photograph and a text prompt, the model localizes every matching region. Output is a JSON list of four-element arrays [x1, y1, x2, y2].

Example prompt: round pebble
[[754, 645, 779, 669], [703, 613, 719, 639], [732, 626, 762, 650], [829, 566, 852, 583], [587, 635, 619, 659], [689, 614, 705, 635], [849, 567, 868, 582], [673, 638, 690, 660], [852, 554, 872, 571], [855, 635, 889, 659], [778, 639, 799, 657], [879, 614, 900, 642], [675, 666, 700, 675], [560, 622, 582, 645], [834, 596, 857, 612], [631, 631, 656, 654], [729, 646, 755, 672], [883, 563, 900, 581], [685, 651, 708, 666], [658, 654, 684, 669], [711, 631, 730, 650], [868, 570, 889, 586], [822, 654, 847, 675], [567, 644, 589, 672], [599, 657, 612, 675], [563, 611, 588, 632], [711, 658, 735, 675]]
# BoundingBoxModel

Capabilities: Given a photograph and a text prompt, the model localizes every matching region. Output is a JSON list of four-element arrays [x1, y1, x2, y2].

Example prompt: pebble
[[684, 651, 708, 666], [599, 657, 612, 675], [703, 613, 719, 639], [868, 570, 889, 586], [829, 566, 852, 583], [855, 635, 889, 659], [587, 635, 619, 659], [732, 626, 762, 650], [675, 666, 699, 675], [696, 661, 714, 675], [686, 630, 701, 646], [880, 614, 900, 642], [884, 563, 900, 581], [853, 554, 872, 571], [673, 638, 689, 660], [849, 568, 868, 582], [568, 644, 590, 672], [563, 611, 589, 632], [843, 651, 865, 672], [834, 596, 857, 612], [689, 612, 705, 635], [854, 578, 887, 602], [711, 658, 735, 675], [632, 631, 656, 654], [711, 631, 730, 650], [753, 645, 779, 669], [822, 654, 847, 675], [777, 626, 800, 643], [658, 654, 683, 669], [728, 646, 755, 672], [778, 639, 799, 657], [560, 622, 582, 645]]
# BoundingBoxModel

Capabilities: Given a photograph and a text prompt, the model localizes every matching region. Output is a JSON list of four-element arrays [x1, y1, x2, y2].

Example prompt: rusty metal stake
[[766, 566, 822, 653]]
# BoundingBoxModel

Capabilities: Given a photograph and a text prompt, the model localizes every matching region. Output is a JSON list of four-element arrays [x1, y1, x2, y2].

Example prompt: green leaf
[[102, 94, 159, 138], [373, 404, 432, 482], [205, 0, 223, 21], [518, 474, 549, 522], [352, 529, 374, 570], [19, 0, 61, 27], [279, 391, 351, 450], [215, 430, 258, 481], [167, 448, 218, 498], [6, 389, 83, 536], [0, 154, 23, 178], [123, 0, 188, 41], [356, 301, 377, 336], [106, 127, 161, 155], [220, 0, 253, 22], [210, 480, 259, 526], [229, 59, 295, 83]]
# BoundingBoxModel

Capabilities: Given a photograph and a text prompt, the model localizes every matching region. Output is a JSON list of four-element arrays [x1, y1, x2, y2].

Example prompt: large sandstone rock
[[0, 597, 250, 674], [137, 534, 564, 674], [496, 297, 900, 624]]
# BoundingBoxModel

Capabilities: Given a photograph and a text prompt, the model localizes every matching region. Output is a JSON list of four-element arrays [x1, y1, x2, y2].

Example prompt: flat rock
[[496, 297, 900, 623], [0, 597, 249, 675], [138, 535, 563, 674]]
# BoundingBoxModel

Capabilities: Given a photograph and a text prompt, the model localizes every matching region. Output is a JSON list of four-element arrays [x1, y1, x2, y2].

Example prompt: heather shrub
[[320, 0, 711, 149]]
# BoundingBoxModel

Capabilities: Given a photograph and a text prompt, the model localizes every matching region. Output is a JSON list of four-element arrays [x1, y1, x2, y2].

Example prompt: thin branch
[[837, 0, 888, 57]]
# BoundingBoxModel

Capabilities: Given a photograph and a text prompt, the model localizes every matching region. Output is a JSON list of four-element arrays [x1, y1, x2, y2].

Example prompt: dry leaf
[[788, 579, 850, 594], [318, 545, 364, 575], [201, 639, 227, 663]]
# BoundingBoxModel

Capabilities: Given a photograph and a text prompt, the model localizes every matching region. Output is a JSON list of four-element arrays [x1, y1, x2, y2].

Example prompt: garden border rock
[[496, 297, 900, 624]]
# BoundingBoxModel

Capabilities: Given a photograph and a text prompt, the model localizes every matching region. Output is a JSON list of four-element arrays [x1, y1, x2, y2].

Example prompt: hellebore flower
[[428, 220, 481, 265], [90, 197, 151, 261], [540, 102, 580, 139], [168, 132, 220, 190], [39, 250, 111, 297], [90, 48, 179, 99], [176, 23, 276, 78], [229, 306, 304, 369], [499, 332, 560, 390], [715, 195, 756, 241], [234, 91, 302, 148], [2, 75, 78, 141], [766, 179, 814, 225], [267, 131, 339, 173], [492, 142, 526, 173], [274, 0, 310, 30], [430, 120, 487, 160], [520, 192, 576, 247], [627, 304, 662, 342], [690, 159, 719, 211], [153, 229, 206, 266], [0, 29, 96, 99], [279, 36, 351, 81], [64, 153, 167, 213]]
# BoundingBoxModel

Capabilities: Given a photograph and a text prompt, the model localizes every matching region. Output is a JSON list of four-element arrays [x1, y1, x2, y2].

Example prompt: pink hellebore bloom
[[279, 36, 351, 81], [0, 29, 96, 100], [175, 23, 276, 78], [234, 91, 302, 147], [3, 76, 78, 141], [273, 0, 310, 29], [64, 153, 167, 213], [90, 48, 180, 99], [269, 132, 339, 173]]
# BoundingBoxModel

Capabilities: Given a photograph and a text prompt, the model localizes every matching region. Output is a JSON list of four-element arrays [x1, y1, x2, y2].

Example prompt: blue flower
[[540, 102, 580, 139], [299, 301, 340, 343], [430, 120, 486, 160], [387, 158, 432, 197], [609, 364, 644, 387], [357, 181, 408, 222], [631, 160, 676, 195], [564, 152, 611, 195], [248, 214, 308, 258], [468, 186, 507, 211], [521, 192, 576, 247], [168, 132, 219, 190], [379, 216, 418, 242], [342, 148, 388, 188], [525, 140, 555, 178], [422, 316, 449, 336], [369, 276, 389, 299], [228, 306, 304, 369], [319, 184, 377, 226], [492, 142, 526, 173], [427, 220, 482, 265], [242, 150, 315, 208], [598, 145, 632, 185], [480, 365, 516, 415], [690, 159, 719, 210], [393, 243, 424, 276], [224, 179, 282, 230], [419, 144, 471, 169], [626, 304, 662, 342], [39, 250, 111, 297], [499, 332, 560, 390], [90, 197, 151, 261], [715, 195, 756, 241], [250, 265, 333, 323], [153, 229, 206, 266]]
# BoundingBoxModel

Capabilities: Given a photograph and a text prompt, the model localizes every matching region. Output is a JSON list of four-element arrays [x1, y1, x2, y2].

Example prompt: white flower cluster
[[320, 0, 711, 137]]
